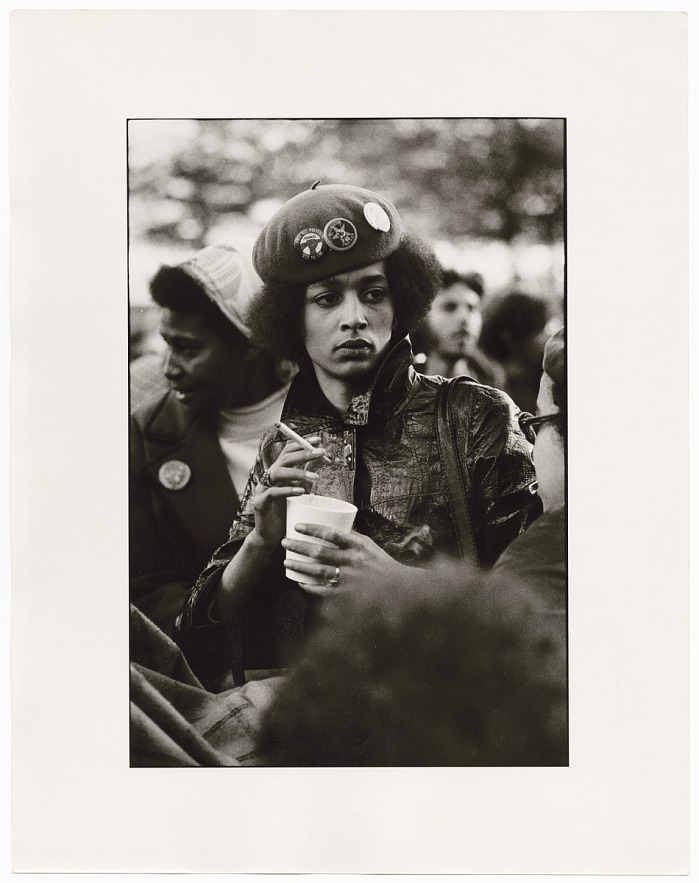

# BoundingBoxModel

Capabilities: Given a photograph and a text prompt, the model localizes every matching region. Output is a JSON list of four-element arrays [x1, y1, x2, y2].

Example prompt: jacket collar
[[142, 391, 199, 445], [282, 336, 418, 428]]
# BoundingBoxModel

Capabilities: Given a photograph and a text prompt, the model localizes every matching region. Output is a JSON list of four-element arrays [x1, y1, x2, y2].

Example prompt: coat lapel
[[142, 395, 240, 566]]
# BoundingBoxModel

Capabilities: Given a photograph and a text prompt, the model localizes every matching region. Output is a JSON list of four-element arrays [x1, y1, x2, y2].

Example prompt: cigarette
[[275, 422, 332, 463]]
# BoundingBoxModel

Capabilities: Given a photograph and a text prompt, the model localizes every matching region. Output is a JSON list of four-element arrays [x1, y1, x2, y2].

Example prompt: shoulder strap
[[435, 377, 480, 566]]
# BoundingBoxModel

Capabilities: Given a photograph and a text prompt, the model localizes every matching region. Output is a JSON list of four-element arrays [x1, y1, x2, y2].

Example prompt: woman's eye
[[314, 292, 340, 306], [363, 288, 387, 303]]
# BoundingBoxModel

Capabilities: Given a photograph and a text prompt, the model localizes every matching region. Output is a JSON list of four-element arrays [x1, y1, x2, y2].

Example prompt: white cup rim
[[287, 493, 358, 515]]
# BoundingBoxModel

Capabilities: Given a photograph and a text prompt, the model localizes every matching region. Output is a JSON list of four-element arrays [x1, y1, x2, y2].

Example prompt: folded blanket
[[130, 605, 284, 767]]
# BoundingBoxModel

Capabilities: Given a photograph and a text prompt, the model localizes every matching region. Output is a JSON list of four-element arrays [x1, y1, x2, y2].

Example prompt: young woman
[[175, 184, 540, 684]]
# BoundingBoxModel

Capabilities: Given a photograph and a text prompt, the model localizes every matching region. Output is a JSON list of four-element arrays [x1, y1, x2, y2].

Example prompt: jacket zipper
[[341, 428, 356, 471]]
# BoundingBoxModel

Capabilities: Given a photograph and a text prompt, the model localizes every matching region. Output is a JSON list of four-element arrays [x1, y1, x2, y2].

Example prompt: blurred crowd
[[129, 181, 566, 767]]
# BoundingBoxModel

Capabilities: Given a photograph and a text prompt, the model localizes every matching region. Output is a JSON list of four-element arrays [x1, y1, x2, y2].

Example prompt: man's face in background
[[427, 282, 482, 359]]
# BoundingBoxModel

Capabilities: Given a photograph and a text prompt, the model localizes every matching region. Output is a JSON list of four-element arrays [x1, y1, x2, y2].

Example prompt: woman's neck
[[314, 372, 366, 417], [309, 339, 398, 417]]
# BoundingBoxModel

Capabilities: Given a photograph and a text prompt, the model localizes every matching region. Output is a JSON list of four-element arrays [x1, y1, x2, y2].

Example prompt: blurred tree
[[128, 118, 564, 250]]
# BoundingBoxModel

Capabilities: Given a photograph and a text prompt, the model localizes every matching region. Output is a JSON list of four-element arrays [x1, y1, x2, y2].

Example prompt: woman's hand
[[282, 524, 417, 596], [252, 438, 327, 547]]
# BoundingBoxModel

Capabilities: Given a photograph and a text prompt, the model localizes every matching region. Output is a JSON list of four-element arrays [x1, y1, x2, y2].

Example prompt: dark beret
[[253, 183, 404, 285], [543, 326, 565, 391]]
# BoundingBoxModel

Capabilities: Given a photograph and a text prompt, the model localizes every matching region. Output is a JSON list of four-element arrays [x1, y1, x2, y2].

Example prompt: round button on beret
[[253, 184, 404, 285]]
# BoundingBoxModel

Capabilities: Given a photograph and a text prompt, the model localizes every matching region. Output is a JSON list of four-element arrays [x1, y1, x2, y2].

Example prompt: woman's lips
[[335, 339, 372, 351], [335, 342, 373, 359]]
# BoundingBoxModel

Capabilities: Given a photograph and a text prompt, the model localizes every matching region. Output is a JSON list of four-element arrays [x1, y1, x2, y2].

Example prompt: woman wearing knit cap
[[130, 244, 291, 639], [176, 184, 541, 684]]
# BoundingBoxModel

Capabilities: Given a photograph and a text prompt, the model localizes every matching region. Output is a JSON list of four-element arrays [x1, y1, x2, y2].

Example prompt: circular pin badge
[[363, 202, 391, 232], [323, 218, 358, 251], [294, 228, 326, 261], [158, 460, 191, 491]]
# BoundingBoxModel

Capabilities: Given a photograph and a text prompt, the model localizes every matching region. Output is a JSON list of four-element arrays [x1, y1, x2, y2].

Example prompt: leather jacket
[[176, 338, 540, 681]]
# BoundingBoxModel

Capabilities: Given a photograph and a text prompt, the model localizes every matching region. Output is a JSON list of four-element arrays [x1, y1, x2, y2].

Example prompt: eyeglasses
[[518, 411, 563, 445]]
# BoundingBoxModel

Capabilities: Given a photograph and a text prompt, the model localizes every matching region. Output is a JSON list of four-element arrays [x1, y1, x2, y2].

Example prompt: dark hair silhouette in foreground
[[258, 564, 568, 767]]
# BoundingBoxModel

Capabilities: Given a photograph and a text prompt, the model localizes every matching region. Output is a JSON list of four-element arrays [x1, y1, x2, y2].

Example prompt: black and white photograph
[[128, 118, 567, 768], [10, 9, 689, 875]]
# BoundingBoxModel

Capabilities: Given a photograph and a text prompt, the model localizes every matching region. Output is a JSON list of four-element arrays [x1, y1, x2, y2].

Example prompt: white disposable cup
[[285, 494, 358, 585]]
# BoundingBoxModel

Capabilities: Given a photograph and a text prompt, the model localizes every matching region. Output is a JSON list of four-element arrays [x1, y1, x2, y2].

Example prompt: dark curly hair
[[479, 291, 549, 362], [246, 233, 442, 363], [441, 268, 485, 298], [257, 563, 568, 767]]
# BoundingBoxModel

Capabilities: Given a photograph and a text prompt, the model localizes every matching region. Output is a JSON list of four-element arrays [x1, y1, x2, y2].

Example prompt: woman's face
[[427, 283, 482, 358], [301, 261, 395, 390], [160, 308, 250, 416]]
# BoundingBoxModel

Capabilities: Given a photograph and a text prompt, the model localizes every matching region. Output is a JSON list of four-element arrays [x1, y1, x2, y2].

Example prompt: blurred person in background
[[257, 561, 568, 766], [491, 326, 566, 616], [479, 290, 551, 414], [130, 244, 292, 638], [176, 184, 540, 686], [129, 321, 157, 364], [412, 268, 505, 388], [129, 308, 169, 412], [130, 351, 169, 412]]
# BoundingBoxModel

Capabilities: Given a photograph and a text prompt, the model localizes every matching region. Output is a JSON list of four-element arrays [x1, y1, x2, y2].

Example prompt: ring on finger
[[326, 566, 340, 588], [260, 469, 273, 489]]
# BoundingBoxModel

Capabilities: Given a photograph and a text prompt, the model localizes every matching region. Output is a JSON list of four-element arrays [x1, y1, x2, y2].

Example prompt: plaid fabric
[[130, 606, 284, 767]]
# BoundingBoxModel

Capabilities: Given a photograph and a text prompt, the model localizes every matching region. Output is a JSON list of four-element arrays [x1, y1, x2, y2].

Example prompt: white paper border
[[9, 8, 690, 876]]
